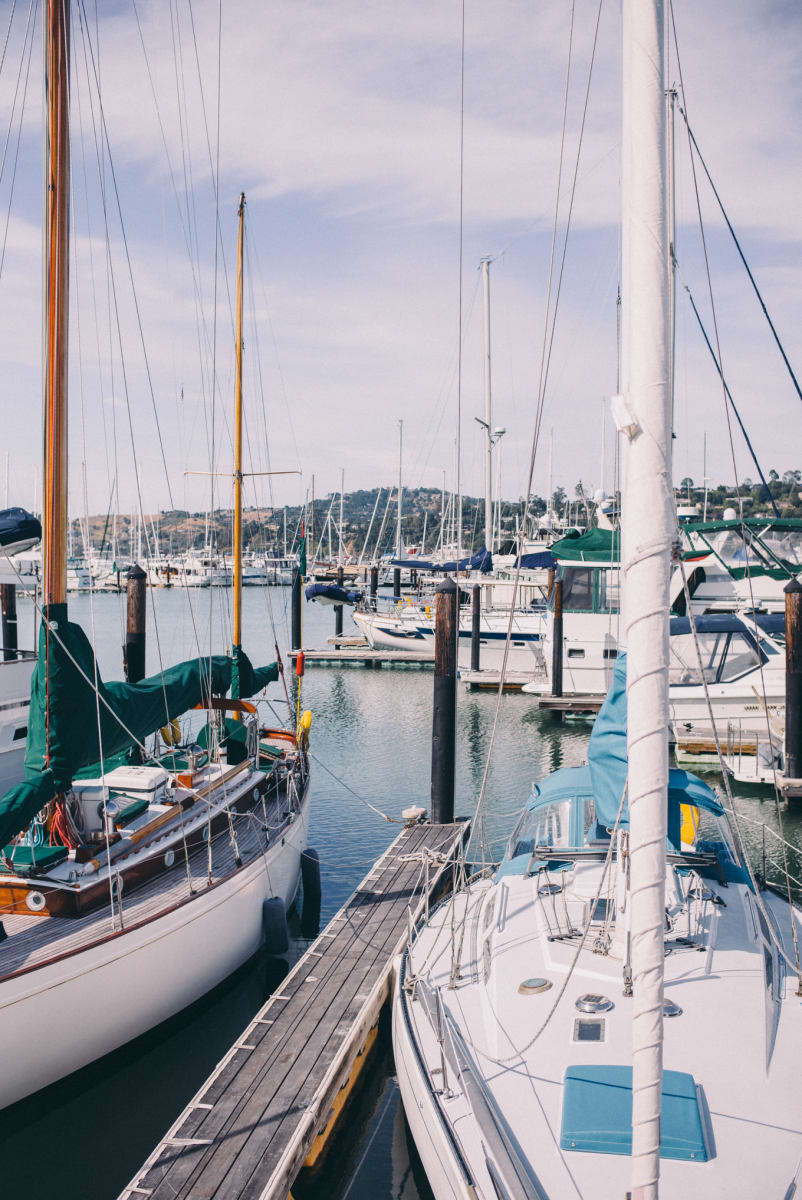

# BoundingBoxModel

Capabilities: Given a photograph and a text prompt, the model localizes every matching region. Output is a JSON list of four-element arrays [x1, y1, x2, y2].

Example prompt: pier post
[[124, 564, 147, 683], [335, 565, 344, 638], [551, 577, 563, 703], [0, 582, 17, 661], [431, 577, 457, 823], [393, 567, 401, 599], [470, 584, 481, 689], [370, 565, 378, 609], [786, 579, 802, 779], [291, 567, 302, 651]]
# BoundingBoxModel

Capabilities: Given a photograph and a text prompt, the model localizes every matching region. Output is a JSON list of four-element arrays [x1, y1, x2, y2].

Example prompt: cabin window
[[757, 527, 802, 569], [567, 648, 585, 658], [596, 569, 620, 614], [13, 726, 26, 741], [668, 632, 727, 686], [718, 633, 762, 682], [561, 568, 594, 612]]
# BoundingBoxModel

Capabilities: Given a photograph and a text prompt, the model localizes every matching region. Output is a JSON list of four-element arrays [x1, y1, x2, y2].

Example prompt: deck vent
[[576, 993, 613, 1013], [664, 1000, 683, 1017], [519, 977, 552, 995]]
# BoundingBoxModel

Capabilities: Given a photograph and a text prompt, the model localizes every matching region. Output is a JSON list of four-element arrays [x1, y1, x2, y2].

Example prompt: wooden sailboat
[[0, 0, 310, 1112]]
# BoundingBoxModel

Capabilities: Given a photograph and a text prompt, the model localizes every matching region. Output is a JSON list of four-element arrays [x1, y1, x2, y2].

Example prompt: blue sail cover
[[304, 583, 363, 606], [0, 507, 41, 552], [515, 551, 554, 569], [587, 654, 722, 835], [392, 546, 492, 573]]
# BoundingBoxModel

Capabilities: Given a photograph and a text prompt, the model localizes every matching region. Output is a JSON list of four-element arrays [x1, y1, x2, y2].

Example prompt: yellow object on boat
[[680, 803, 699, 847], [298, 709, 312, 744], [159, 717, 181, 746]]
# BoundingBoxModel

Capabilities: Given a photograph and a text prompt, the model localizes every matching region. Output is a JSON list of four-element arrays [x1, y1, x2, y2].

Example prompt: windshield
[[669, 630, 762, 686], [757, 527, 802, 569]]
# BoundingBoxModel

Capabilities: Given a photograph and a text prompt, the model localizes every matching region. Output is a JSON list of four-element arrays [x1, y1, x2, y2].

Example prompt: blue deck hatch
[[560, 1065, 708, 1161]]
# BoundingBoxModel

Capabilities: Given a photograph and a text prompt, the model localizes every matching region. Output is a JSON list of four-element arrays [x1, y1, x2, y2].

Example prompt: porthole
[[202, 825, 210, 842], [26, 891, 46, 912], [111, 874, 124, 896], [164, 850, 176, 868]]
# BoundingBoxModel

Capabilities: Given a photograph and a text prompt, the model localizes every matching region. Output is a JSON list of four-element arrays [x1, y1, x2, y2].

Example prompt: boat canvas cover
[[391, 546, 493, 573], [515, 550, 555, 569], [551, 528, 619, 562], [0, 604, 277, 847], [0, 506, 41, 550], [587, 654, 722, 836], [304, 583, 364, 606]]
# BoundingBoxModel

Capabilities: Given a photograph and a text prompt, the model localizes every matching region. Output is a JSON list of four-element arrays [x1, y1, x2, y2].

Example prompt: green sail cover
[[551, 527, 620, 563], [298, 534, 307, 579], [0, 604, 279, 849], [231, 644, 279, 700]]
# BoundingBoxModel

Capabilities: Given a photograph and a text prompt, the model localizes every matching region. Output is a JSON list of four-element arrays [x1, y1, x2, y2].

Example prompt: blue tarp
[[0, 507, 41, 551], [515, 551, 554, 569], [391, 546, 492, 573], [587, 654, 722, 834], [304, 583, 363, 606]]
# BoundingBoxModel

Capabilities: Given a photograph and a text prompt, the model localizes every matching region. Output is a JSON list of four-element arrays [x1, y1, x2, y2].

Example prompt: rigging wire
[[669, 1, 802, 988]]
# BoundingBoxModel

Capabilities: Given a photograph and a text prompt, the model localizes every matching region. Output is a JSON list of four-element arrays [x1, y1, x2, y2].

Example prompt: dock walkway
[[290, 646, 433, 669], [119, 819, 468, 1200]]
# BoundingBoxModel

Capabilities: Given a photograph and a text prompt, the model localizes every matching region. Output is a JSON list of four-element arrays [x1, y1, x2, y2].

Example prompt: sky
[[0, 0, 800, 523]]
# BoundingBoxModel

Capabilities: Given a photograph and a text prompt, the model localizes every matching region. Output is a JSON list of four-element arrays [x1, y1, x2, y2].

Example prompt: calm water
[[2, 586, 800, 1199]]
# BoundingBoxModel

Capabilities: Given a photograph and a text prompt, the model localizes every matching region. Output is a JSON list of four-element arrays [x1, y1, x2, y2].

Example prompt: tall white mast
[[338, 468, 344, 565], [396, 419, 403, 559], [620, 0, 672, 1196], [481, 255, 493, 552]]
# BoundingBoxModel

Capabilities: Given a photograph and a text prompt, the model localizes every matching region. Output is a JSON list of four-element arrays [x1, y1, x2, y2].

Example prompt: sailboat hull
[[0, 786, 309, 1111]]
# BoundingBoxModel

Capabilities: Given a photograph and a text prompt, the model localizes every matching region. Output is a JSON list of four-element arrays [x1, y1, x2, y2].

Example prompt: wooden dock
[[290, 646, 433, 669], [535, 693, 604, 715], [460, 668, 542, 692], [118, 819, 468, 1200]]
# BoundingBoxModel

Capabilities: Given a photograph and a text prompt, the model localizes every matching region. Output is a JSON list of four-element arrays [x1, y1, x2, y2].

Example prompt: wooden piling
[[335, 565, 344, 638], [786, 578, 802, 780], [431, 577, 458, 824], [393, 567, 401, 599], [369, 565, 378, 609], [470, 584, 481, 689], [124, 564, 147, 683], [0, 583, 17, 662], [551, 577, 564, 699], [291, 567, 302, 652]]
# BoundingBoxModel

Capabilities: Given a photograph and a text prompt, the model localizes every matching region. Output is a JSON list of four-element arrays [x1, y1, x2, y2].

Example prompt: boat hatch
[[560, 1065, 708, 1161]]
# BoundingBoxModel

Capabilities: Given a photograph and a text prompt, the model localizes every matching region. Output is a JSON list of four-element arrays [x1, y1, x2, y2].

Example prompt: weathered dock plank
[[119, 819, 468, 1200]]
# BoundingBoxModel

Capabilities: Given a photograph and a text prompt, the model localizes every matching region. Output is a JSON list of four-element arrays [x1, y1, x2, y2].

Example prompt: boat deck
[[119, 818, 469, 1200], [290, 646, 433, 668], [0, 773, 292, 981]]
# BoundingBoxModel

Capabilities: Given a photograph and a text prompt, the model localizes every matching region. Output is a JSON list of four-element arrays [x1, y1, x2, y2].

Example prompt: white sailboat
[[0, 9, 310, 1112], [392, 4, 802, 1197]]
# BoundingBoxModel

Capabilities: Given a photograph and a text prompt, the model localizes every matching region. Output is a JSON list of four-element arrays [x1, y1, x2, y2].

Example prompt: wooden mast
[[232, 192, 245, 668], [43, 0, 70, 609]]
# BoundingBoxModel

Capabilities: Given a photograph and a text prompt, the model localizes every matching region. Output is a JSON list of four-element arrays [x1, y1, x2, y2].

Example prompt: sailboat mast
[[43, 0, 70, 609], [396, 419, 403, 559], [232, 192, 245, 651], [621, 0, 672, 1195], [481, 256, 493, 552]]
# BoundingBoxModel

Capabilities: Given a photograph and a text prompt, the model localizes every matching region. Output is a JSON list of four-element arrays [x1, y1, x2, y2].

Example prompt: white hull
[[353, 608, 545, 673], [0, 790, 308, 1110]]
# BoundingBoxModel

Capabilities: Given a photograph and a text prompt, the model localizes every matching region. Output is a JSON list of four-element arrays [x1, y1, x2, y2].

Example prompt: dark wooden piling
[[786, 578, 802, 780], [431, 576, 458, 823], [551, 577, 564, 699], [470, 584, 481, 689], [335, 565, 344, 638], [291, 567, 302, 652], [393, 567, 401, 599], [0, 582, 17, 661], [369, 565, 378, 609], [124, 564, 147, 683]]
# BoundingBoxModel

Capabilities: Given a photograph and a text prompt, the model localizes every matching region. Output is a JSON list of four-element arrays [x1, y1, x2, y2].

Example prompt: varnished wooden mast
[[232, 193, 245, 651], [43, 0, 70, 608]]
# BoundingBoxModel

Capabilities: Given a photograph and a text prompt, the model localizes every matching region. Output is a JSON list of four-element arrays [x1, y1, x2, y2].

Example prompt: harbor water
[[2, 585, 800, 1199]]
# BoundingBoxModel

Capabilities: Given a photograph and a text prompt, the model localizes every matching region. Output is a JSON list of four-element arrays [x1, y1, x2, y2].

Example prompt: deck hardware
[[664, 1000, 683, 1017], [519, 977, 553, 995], [576, 993, 613, 1013]]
